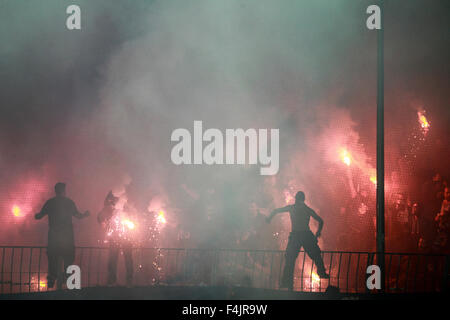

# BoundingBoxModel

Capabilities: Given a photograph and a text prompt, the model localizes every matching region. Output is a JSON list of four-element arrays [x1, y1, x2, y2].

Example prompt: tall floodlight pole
[[376, 0, 386, 292]]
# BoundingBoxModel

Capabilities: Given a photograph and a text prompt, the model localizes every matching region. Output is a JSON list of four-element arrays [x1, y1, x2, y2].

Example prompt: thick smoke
[[0, 0, 448, 251]]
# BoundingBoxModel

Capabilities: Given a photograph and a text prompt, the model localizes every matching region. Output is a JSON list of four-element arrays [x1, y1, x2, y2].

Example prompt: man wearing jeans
[[266, 191, 329, 290]]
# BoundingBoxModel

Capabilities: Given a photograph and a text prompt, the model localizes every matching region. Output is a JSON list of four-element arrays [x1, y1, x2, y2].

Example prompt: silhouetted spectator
[[35, 182, 89, 288], [387, 193, 411, 252], [433, 187, 450, 253], [422, 173, 447, 217], [98, 191, 134, 287], [266, 191, 329, 291]]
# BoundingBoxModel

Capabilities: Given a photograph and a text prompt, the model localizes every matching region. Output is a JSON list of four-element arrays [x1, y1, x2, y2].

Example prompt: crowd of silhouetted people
[[33, 173, 449, 290], [386, 173, 449, 254]]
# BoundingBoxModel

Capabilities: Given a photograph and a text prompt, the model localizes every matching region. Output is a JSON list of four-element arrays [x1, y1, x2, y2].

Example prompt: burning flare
[[339, 148, 352, 166], [39, 280, 47, 289], [157, 210, 167, 224], [417, 111, 430, 134], [12, 205, 22, 217], [122, 219, 135, 230], [311, 271, 321, 283]]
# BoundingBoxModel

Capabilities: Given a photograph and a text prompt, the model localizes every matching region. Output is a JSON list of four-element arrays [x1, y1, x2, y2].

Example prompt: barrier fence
[[0, 246, 448, 295]]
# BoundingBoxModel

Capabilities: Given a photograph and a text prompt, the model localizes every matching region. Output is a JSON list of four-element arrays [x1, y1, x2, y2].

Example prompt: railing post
[[10, 247, 15, 293], [1, 247, 5, 294], [269, 252, 274, 290], [19, 248, 23, 293], [310, 256, 314, 292], [87, 248, 92, 287], [300, 251, 306, 292], [28, 248, 33, 293], [337, 252, 343, 289], [443, 255, 449, 292], [355, 253, 360, 293], [365, 252, 374, 293], [38, 248, 42, 292]]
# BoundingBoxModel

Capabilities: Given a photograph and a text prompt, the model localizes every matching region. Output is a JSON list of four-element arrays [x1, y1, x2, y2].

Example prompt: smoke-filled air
[[1, 0, 449, 257]]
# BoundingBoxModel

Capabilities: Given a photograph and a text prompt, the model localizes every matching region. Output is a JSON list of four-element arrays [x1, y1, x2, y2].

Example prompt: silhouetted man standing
[[35, 182, 90, 288], [266, 191, 329, 290]]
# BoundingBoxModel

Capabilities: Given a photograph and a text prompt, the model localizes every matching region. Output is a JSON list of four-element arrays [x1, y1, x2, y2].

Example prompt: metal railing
[[0, 246, 448, 295]]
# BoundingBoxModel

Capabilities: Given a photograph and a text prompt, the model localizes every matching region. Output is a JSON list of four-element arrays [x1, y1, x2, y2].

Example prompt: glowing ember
[[157, 210, 166, 224], [339, 148, 351, 166], [12, 205, 22, 217]]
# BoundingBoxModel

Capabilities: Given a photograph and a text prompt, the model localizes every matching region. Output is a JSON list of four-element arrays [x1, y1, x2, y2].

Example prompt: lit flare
[[339, 148, 351, 166]]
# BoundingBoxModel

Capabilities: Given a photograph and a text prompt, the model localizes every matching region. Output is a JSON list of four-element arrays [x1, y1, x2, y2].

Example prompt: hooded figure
[[97, 191, 134, 287]]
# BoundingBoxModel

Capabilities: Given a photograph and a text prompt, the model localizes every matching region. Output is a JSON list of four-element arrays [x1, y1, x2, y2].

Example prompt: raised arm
[[309, 208, 324, 238], [266, 205, 291, 223]]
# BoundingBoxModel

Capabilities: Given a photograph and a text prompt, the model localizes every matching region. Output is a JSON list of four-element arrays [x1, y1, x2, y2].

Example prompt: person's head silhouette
[[105, 191, 119, 206], [295, 191, 305, 204], [54, 182, 66, 197]]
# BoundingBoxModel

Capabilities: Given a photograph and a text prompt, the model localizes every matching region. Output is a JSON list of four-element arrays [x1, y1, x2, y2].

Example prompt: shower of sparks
[[106, 213, 137, 241], [405, 110, 431, 162]]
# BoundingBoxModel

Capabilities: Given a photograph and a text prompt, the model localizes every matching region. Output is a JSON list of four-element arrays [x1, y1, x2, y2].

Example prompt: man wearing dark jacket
[[35, 182, 89, 288]]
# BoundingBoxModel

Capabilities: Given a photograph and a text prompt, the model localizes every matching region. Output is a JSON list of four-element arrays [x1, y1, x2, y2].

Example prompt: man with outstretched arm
[[266, 191, 329, 290]]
